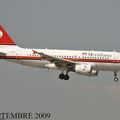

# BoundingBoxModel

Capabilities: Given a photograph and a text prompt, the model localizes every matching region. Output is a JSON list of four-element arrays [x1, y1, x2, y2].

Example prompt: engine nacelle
[[75, 64, 98, 76], [45, 63, 57, 69]]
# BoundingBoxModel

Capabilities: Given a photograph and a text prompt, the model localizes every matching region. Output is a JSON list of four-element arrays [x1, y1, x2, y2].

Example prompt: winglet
[[32, 50, 39, 54]]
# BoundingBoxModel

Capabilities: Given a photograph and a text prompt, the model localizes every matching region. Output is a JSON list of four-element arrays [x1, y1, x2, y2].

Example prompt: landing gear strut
[[59, 71, 69, 80], [114, 72, 118, 82]]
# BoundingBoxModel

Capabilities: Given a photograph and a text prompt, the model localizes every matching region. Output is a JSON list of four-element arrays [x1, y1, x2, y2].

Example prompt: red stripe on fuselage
[[0, 55, 119, 63]]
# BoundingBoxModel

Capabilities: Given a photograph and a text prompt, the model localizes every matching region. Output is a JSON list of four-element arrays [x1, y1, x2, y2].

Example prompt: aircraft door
[[114, 52, 119, 63], [16, 49, 22, 59]]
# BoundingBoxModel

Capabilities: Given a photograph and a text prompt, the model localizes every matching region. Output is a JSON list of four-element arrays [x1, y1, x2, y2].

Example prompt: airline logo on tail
[[0, 30, 3, 38], [0, 25, 16, 45]]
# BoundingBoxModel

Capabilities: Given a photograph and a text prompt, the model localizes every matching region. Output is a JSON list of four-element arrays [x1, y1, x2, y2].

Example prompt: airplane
[[0, 24, 120, 82]]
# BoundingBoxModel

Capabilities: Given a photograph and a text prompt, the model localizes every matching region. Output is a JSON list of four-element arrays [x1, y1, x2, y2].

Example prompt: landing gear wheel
[[59, 73, 65, 79], [64, 74, 69, 80], [59, 70, 70, 80], [114, 77, 118, 82]]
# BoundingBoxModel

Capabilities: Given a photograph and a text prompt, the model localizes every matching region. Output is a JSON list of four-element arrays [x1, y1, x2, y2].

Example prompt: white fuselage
[[1, 45, 120, 72]]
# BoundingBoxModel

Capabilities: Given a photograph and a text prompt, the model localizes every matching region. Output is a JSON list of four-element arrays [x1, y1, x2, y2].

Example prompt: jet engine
[[74, 64, 98, 76]]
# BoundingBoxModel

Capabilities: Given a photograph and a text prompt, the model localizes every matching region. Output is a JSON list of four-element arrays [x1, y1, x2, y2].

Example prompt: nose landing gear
[[114, 72, 118, 82]]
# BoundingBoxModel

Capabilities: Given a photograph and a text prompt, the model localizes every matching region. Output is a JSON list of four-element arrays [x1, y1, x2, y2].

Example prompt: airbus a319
[[0, 25, 119, 82]]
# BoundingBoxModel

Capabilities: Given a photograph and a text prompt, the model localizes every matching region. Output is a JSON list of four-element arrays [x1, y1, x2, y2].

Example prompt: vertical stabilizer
[[0, 25, 16, 45]]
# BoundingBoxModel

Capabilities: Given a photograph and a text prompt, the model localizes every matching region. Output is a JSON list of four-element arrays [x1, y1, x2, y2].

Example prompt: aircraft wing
[[0, 52, 6, 56], [33, 50, 76, 68]]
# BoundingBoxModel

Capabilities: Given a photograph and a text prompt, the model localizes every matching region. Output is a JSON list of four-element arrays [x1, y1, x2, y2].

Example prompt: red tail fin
[[0, 25, 16, 45]]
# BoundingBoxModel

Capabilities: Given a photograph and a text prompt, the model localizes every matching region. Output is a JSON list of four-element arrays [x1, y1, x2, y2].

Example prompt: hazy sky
[[0, 0, 120, 120]]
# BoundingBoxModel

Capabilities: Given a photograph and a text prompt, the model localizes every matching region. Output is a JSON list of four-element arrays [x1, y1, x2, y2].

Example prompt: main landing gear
[[59, 71, 69, 80], [114, 71, 118, 82], [59, 71, 119, 82]]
